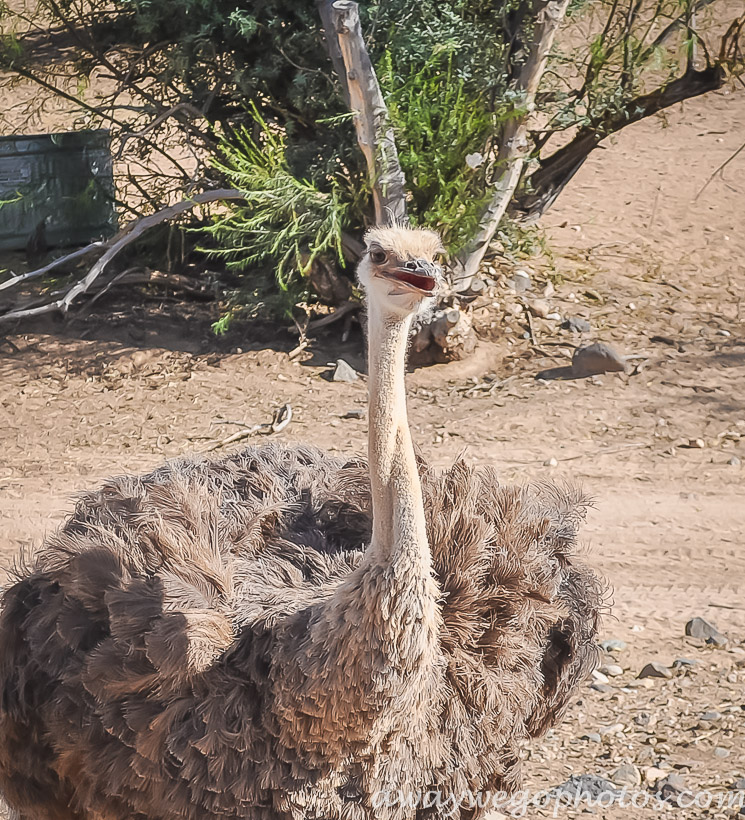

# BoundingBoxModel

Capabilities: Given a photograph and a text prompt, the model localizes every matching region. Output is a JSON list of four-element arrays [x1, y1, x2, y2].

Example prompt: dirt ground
[[1, 60, 745, 820]]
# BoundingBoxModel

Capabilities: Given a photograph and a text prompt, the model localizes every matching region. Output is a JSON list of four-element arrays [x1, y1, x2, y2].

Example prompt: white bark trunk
[[327, 1, 407, 225]]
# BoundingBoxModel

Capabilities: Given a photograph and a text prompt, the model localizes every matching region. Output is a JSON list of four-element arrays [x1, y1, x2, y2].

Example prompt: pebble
[[562, 316, 591, 333], [638, 662, 672, 679], [572, 342, 627, 377], [714, 747, 730, 758], [342, 409, 365, 419], [598, 664, 623, 677], [590, 682, 613, 693], [542, 282, 555, 298], [611, 763, 641, 787], [529, 299, 550, 318], [582, 732, 602, 743], [600, 638, 627, 652], [512, 270, 532, 291], [686, 438, 706, 449], [729, 455, 742, 466], [546, 312, 562, 321], [644, 767, 668, 784], [700, 710, 722, 721], [672, 657, 699, 669], [685, 616, 728, 647], [657, 774, 689, 802], [544, 457, 558, 467], [333, 359, 358, 382], [553, 774, 619, 802], [591, 669, 610, 684], [730, 778, 745, 791]]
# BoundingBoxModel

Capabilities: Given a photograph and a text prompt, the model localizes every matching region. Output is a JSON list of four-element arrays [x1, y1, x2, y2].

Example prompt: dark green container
[[0, 129, 117, 251]]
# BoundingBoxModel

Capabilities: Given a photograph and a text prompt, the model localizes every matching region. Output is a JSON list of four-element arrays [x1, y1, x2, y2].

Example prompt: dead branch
[[325, 1, 407, 225], [515, 61, 729, 216], [0, 189, 243, 326], [457, 0, 571, 280], [206, 404, 292, 451], [0, 244, 105, 293]]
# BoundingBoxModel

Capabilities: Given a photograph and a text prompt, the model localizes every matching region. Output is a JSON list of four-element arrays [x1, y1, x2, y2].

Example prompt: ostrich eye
[[369, 248, 387, 265]]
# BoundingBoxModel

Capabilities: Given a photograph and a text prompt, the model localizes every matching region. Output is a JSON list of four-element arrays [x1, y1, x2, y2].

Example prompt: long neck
[[366, 303, 430, 570]]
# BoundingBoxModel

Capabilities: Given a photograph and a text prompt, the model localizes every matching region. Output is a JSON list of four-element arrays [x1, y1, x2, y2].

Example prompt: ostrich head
[[357, 226, 444, 319]]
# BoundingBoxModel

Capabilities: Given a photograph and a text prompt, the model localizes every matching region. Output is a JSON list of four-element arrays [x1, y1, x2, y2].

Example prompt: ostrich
[[0, 226, 602, 820]]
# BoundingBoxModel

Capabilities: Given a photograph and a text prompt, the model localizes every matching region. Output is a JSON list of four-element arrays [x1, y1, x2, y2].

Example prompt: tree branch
[[514, 62, 728, 216], [325, 0, 407, 225], [0, 189, 244, 326], [457, 0, 571, 280]]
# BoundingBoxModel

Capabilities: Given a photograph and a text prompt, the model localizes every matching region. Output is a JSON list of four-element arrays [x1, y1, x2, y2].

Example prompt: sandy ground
[[1, 46, 745, 820]]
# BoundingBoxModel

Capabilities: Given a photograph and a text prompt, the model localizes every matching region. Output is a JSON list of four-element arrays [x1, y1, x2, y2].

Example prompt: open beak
[[384, 263, 440, 294]]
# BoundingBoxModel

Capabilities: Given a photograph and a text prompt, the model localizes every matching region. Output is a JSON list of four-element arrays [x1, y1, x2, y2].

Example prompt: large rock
[[572, 342, 627, 377], [637, 661, 672, 679], [333, 359, 358, 382], [411, 307, 477, 363], [685, 617, 728, 646]]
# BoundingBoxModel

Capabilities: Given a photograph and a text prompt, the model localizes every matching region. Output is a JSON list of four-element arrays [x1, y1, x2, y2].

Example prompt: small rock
[[685, 438, 706, 449], [511, 270, 532, 292], [729, 455, 742, 466], [657, 774, 689, 804], [700, 710, 722, 721], [591, 669, 610, 684], [626, 678, 655, 689], [730, 778, 745, 791], [599, 664, 623, 677], [562, 316, 591, 333], [672, 657, 699, 669], [543, 457, 558, 468], [582, 732, 602, 743], [542, 282, 555, 299], [342, 408, 365, 419], [600, 638, 627, 652], [572, 342, 627, 377], [546, 312, 562, 321], [644, 767, 667, 785], [611, 763, 641, 788], [633, 712, 656, 727], [529, 299, 550, 318], [672, 760, 697, 770], [552, 774, 619, 802], [590, 682, 613, 693], [714, 747, 730, 758], [333, 359, 358, 382], [638, 662, 672, 679], [685, 617, 728, 646]]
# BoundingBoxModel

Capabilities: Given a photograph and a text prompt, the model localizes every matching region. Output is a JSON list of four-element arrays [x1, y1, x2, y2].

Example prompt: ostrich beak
[[384, 260, 440, 294]]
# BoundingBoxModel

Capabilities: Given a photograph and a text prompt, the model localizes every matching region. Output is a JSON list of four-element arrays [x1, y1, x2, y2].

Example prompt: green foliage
[[379, 48, 494, 253], [203, 108, 350, 299]]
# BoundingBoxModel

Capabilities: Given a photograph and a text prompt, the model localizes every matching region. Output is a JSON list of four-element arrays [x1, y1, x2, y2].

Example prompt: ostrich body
[[0, 227, 602, 820]]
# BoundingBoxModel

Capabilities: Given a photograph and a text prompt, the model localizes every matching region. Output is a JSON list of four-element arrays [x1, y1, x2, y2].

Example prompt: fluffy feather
[[0, 443, 602, 819]]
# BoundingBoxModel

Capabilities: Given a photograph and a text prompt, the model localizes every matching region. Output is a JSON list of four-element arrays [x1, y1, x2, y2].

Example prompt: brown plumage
[[0, 227, 603, 820]]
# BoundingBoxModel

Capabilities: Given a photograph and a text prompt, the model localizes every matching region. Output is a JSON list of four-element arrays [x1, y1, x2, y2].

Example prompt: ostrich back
[[0, 443, 602, 820]]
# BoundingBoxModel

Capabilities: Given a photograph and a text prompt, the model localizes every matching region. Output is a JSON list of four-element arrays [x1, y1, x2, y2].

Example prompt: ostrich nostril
[[404, 260, 419, 271]]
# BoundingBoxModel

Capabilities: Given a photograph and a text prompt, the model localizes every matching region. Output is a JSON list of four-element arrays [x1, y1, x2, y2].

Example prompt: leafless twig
[[0, 189, 244, 326]]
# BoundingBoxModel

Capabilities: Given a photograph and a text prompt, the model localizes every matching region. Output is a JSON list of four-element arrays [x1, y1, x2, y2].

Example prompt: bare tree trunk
[[456, 0, 570, 281], [324, 1, 407, 226]]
